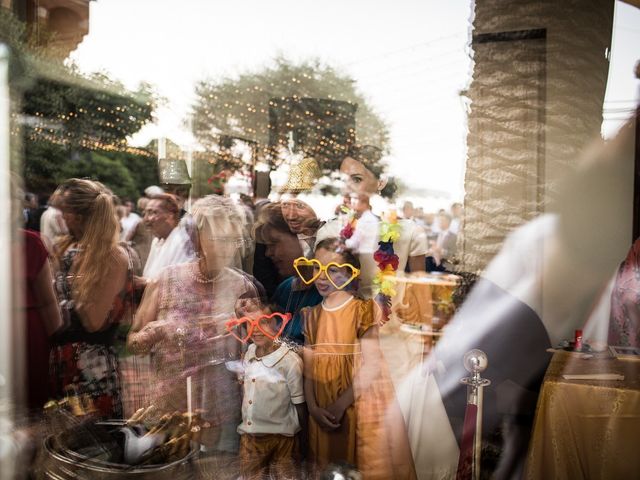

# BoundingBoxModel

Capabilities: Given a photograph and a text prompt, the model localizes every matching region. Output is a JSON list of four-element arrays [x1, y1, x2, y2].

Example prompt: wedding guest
[[50, 178, 134, 418], [128, 195, 257, 453], [120, 199, 142, 241], [253, 202, 304, 297], [141, 193, 195, 281], [126, 196, 153, 271], [281, 196, 321, 258], [301, 238, 416, 479], [40, 189, 68, 253], [609, 237, 640, 347], [427, 213, 457, 272], [236, 303, 306, 479], [316, 145, 427, 299], [450, 202, 463, 235]]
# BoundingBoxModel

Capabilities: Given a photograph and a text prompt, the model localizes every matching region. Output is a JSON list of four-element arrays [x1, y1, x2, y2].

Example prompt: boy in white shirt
[[235, 304, 306, 479]]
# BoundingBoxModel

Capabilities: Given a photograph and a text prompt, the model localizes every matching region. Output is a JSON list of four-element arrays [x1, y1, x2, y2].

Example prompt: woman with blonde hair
[[51, 178, 134, 418], [128, 194, 257, 453]]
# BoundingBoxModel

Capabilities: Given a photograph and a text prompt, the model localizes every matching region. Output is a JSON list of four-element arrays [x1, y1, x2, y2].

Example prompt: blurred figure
[[426, 213, 457, 272], [343, 193, 378, 255], [609, 237, 640, 347], [50, 178, 134, 419], [126, 196, 153, 271], [417, 117, 639, 479], [449, 202, 463, 235], [12, 177, 63, 411], [115, 205, 127, 235], [281, 196, 321, 257], [253, 202, 304, 297], [233, 197, 256, 274], [40, 189, 68, 251], [23, 192, 38, 230], [402, 200, 414, 220], [141, 193, 195, 281], [120, 199, 142, 241], [414, 207, 425, 227], [128, 195, 258, 452], [21, 229, 63, 411], [158, 158, 191, 218], [334, 194, 352, 216], [423, 212, 438, 238], [318, 145, 427, 298]]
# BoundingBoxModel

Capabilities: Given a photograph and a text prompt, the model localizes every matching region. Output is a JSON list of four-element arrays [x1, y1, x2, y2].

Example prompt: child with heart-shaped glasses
[[293, 251, 360, 294], [225, 311, 292, 344], [300, 237, 416, 478], [226, 303, 306, 478]]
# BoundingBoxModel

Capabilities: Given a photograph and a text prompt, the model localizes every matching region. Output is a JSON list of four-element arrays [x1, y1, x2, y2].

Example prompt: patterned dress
[[50, 247, 133, 418], [145, 263, 255, 452]]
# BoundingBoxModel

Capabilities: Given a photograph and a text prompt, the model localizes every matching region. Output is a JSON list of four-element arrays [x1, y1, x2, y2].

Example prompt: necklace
[[192, 261, 214, 284]]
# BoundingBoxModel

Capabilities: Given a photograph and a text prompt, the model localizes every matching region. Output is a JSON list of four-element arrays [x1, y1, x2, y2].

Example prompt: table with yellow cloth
[[524, 351, 640, 479]]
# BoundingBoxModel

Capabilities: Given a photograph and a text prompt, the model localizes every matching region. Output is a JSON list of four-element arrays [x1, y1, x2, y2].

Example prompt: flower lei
[[372, 211, 401, 320], [338, 207, 400, 322], [339, 205, 357, 240]]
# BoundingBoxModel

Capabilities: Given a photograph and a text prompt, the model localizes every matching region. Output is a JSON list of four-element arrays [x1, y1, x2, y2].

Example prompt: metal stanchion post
[[459, 349, 491, 480]]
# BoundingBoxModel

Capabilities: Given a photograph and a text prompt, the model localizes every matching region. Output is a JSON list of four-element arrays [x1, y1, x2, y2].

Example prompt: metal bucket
[[36, 420, 198, 480]]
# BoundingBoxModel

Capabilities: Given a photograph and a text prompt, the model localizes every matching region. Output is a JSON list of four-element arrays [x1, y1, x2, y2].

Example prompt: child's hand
[[310, 405, 340, 430], [325, 401, 347, 424]]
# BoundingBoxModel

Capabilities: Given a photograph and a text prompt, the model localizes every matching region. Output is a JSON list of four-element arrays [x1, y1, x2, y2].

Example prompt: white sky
[[70, 0, 639, 207]]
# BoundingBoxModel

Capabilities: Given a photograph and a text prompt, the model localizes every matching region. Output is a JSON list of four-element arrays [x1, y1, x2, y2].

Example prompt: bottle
[[574, 329, 583, 351]]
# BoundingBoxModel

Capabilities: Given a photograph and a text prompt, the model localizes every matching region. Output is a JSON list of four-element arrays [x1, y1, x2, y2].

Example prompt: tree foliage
[[19, 70, 156, 197], [189, 57, 390, 174], [3, 7, 157, 198]]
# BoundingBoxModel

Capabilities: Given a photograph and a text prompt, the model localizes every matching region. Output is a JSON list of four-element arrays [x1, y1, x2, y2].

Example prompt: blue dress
[[272, 276, 322, 345]]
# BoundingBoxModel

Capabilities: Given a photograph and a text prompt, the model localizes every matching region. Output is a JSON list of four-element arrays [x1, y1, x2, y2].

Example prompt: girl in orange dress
[[301, 238, 416, 479]]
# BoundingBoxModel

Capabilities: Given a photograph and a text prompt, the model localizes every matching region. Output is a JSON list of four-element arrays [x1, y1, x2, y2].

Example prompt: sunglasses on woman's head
[[293, 257, 360, 290]]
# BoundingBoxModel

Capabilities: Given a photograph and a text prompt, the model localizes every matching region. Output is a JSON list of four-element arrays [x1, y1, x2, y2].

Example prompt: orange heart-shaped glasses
[[293, 257, 360, 290], [225, 312, 292, 343]]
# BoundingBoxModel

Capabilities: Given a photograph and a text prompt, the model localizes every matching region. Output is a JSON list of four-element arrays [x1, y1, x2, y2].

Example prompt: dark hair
[[233, 296, 273, 318], [314, 237, 360, 270], [346, 144, 385, 178], [379, 176, 398, 199], [254, 202, 294, 244]]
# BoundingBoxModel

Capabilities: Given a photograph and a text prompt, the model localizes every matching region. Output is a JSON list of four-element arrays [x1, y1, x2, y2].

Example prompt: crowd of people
[[18, 130, 639, 479], [18, 146, 461, 479]]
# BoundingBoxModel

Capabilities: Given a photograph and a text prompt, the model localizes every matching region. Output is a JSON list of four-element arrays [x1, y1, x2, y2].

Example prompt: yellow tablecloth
[[524, 351, 640, 480]]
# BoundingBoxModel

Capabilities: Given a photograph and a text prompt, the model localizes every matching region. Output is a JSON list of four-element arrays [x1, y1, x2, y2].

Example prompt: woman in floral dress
[[50, 179, 133, 419]]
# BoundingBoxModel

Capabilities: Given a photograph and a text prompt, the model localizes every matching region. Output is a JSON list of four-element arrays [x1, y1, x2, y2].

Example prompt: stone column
[[461, 0, 614, 272]]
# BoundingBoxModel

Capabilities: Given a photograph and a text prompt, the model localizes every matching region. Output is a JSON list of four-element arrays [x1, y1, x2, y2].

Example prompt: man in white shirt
[[141, 194, 195, 281], [344, 193, 379, 255], [120, 199, 141, 241]]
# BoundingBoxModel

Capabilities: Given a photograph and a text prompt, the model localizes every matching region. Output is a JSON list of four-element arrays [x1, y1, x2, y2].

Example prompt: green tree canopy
[[189, 57, 390, 174]]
